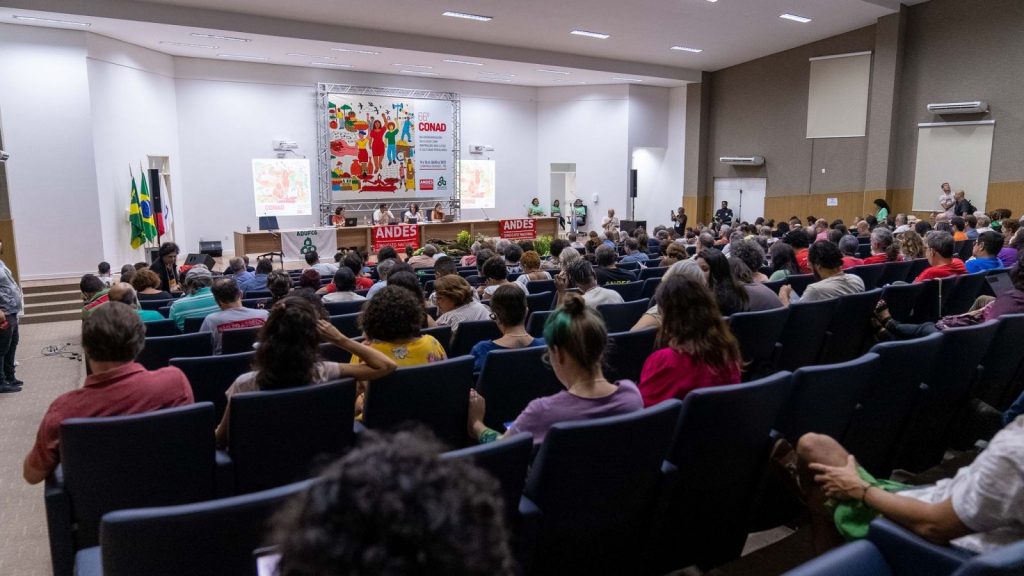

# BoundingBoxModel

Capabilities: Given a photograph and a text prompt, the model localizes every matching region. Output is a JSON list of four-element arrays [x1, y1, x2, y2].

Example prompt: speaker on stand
[[629, 168, 638, 221]]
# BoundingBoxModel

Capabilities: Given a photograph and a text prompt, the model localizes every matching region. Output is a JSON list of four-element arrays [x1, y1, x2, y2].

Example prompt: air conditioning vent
[[720, 156, 765, 166], [927, 101, 988, 115]]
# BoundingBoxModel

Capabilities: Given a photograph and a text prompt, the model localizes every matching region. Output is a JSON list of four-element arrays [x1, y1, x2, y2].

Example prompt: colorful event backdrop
[[327, 94, 456, 201]]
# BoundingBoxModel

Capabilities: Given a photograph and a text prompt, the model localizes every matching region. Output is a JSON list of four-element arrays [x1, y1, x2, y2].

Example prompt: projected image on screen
[[252, 158, 312, 216], [460, 159, 495, 210]]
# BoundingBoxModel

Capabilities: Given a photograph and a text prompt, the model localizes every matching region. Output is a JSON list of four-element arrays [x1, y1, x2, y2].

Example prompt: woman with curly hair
[[435, 275, 491, 332], [270, 430, 514, 576], [514, 250, 551, 289], [467, 293, 642, 444], [638, 274, 741, 406], [215, 296, 396, 447], [898, 229, 926, 260], [358, 285, 446, 367]]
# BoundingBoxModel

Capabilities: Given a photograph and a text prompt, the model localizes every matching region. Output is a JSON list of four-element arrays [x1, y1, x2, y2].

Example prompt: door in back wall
[[713, 178, 766, 224]]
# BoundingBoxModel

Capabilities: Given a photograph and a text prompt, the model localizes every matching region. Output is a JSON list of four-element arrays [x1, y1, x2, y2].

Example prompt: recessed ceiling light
[[444, 59, 484, 66], [442, 11, 493, 22], [160, 41, 218, 49], [480, 78, 513, 83], [612, 77, 644, 82], [331, 48, 381, 55], [780, 13, 812, 23], [12, 15, 90, 26], [217, 53, 268, 60], [571, 29, 610, 39], [393, 63, 433, 69], [479, 72, 516, 78], [554, 80, 588, 84], [193, 33, 251, 42], [671, 45, 704, 53], [287, 53, 335, 59], [311, 62, 352, 68], [400, 70, 440, 76], [706, 0, 718, 3], [537, 69, 571, 75]]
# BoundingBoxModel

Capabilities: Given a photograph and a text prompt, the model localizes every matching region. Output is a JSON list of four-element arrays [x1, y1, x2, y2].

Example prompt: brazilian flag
[[129, 176, 147, 249], [139, 170, 158, 241]]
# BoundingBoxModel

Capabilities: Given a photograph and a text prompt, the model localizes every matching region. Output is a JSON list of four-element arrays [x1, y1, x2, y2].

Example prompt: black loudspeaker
[[146, 247, 160, 265], [630, 169, 638, 198], [185, 253, 215, 268], [199, 240, 223, 258]]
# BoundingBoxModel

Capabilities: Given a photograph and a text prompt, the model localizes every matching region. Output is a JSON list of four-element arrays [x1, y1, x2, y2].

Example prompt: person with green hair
[[465, 293, 643, 444]]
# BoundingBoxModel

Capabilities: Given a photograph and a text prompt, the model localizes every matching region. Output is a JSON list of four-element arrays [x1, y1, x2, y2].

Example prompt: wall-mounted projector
[[272, 139, 300, 151], [468, 144, 494, 154], [927, 101, 988, 115], [720, 156, 765, 166]]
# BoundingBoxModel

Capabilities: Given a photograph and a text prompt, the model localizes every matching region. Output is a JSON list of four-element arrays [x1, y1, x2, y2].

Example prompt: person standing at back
[[0, 241, 23, 393], [715, 201, 734, 225]]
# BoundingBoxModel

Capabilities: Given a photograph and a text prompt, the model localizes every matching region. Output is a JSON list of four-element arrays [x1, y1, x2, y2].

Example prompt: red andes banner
[[499, 218, 538, 240], [372, 224, 420, 252]]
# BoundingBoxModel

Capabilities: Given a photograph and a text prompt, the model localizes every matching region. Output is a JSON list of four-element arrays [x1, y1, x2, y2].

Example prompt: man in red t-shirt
[[23, 302, 193, 484], [914, 230, 967, 283], [784, 229, 813, 274]]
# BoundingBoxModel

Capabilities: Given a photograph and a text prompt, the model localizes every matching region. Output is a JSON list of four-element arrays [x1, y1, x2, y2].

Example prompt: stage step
[[22, 309, 81, 325], [21, 281, 82, 324]]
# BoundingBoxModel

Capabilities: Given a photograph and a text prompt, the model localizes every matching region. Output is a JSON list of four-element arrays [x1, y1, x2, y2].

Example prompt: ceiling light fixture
[[287, 53, 334, 59], [392, 63, 433, 69], [331, 47, 381, 55], [400, 70, 440, 76], [780, 13, 812, 23], [537, 69, 571, 75], [192, 33, 251, 42], [571, 29, 610, 39], [479, 72, 516, 78], [444, 59, 484, 66], [217, 53, 268, 60], [612, 77, 644, 82], [12, 15, 90, 26], [311, 62, 352, 68], [160, 41, 217, 49], [480, 78, 513, 83], [671, 45, 704, 53], [442, 11, 493, 22]]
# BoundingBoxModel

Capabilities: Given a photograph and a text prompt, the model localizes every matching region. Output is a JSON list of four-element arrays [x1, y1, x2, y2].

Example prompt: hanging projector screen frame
[[911, 120, 995, 213], [806, 51, 872, 139], [315, 84, 461, 225]]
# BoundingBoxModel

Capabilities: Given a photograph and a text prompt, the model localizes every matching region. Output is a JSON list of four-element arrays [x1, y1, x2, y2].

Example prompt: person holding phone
[[671, 207, 688, 235]]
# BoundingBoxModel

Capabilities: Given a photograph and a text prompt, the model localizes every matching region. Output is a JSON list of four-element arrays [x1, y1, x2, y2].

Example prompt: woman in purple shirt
[[467, 294, 643, 444]]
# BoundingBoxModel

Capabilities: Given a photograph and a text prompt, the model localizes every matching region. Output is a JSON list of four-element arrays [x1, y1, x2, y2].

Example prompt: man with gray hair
[[863, 227, 897, 265], [108, 282, 164, 323], [692, 232, 715, 259], [168, 265, 219, 331], [893, 213, 910, 234], [407, 244, 438, 269], [976, 214, 994, 234], [365, 258, 397, 299], [227, 257, 255, 287], [913, 230, 966, 283]]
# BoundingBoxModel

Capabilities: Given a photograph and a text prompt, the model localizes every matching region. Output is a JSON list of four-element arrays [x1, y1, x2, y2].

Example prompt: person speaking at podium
[[373, 204, 395, 225]]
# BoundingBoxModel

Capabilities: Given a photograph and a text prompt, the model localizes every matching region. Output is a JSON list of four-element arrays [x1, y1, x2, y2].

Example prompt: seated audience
[[322, 268, 366, 303], [427, 256, 468, 307], [594, 245, 637, 285], [632, 260, 706, 331], [952, 216, 969, 242], [838, 235, 864, 269], [638, 274, 741, 406], [697, 249, 749, 315], [199, 277, 270, 354], [168, 265, 218, 331], [270, 430, 514, 576], [469, 284, 545, 373], [296, 269, 323, 292], [264, 270, 292, 307], [467, 294, 643, 444], [731, 260, 784, 311], [23, 303, 193, 484], [514, 250, 551, 289], [345, 252, 374, 290], [407, 244, 439, 269], [965, 231, 1005, 274], [107, 282, 164, 323], [659, 242, 688, 268], [97, 261, 113, 287], [504, 243, 524, 274], [619, 238, 649, 264], [238, 257, 273, 293], [382, 268, 435, 328], [781, 241, 865, 305], [999, 228, 1024, 269], [305, 250, 338, 277], [783, 229, 813, 273], [915, 231, 967, 282], [215, 297, 396, 446], [151, 242, 181, 293], [899, 229, 927, 260], [435, 275, 491, 331], [365, 258, 397, 299], [225, 257, 249, 280], [80, 274, 110, 319], [131, 268, 172, 301], [731, 239, 769, 282], [798, 419, 1024, 553], [358, 286, 447, 366], [119, 264, 136, 286], [768, 242, 802, 281], [863, 227, 902, 265], [479, 256, 525, 300], [557, 259, 624, 308]]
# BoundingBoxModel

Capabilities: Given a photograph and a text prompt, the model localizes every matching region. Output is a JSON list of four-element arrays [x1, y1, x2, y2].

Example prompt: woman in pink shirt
[[638, 274, 742, 406]]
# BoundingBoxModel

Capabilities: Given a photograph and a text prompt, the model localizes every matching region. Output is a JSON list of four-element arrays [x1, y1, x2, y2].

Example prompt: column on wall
[[863, 8, 908, 216], [684, 73, 711, 224]]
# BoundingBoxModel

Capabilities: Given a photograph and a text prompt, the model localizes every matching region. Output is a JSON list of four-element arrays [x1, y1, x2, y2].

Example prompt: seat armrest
[[44, 466, 75, 576], [215, 450, 234, 498], [516, 496, 543, 575], [866, 518, 971, 576], [353, 421, 367, 435]]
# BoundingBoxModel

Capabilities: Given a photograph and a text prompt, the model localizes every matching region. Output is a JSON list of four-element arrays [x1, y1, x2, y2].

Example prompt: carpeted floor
[[0, 320, 83, 576]]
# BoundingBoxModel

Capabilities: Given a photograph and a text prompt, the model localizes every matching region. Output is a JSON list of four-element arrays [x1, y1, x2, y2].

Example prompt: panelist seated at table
[[431, 202, 446, 222], [331, 206, 347, 227], [403, 203, 422, 224], [373, 203, 396, 225]]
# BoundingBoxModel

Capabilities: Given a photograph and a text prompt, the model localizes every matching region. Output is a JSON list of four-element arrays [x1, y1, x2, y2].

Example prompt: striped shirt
[[168, 287, 219, 331]]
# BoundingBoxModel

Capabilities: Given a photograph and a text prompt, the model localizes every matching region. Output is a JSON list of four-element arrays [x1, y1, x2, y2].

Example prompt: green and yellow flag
[[138, 169, 158, 241], [129, 175, 147, 249]]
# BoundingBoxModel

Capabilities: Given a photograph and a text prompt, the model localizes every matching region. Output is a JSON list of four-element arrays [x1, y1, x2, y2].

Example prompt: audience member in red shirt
[[838, 235, 864, 270], [639, 274, 742, 406], [22, 303, 193, 484], [783, 229, 813, 274], [861, 227, 902, 265], [914, 230, 967, 283]]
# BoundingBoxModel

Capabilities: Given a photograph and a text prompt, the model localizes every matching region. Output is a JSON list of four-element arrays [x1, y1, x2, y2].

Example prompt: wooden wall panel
[[682, 196, 698, 228], [764, 192, 868, 225], [986, 181, 1024, 217]]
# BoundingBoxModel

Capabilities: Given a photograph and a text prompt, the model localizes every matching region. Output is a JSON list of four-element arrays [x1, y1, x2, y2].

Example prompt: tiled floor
[[0, 320, 83, 576]]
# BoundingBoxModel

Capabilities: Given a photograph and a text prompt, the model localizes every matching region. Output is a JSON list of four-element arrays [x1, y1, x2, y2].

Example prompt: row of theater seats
[[53, 307, 1024, 575]]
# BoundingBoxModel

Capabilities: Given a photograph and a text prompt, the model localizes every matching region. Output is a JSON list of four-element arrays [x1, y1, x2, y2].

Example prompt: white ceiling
[[0, 0, 928, 87]]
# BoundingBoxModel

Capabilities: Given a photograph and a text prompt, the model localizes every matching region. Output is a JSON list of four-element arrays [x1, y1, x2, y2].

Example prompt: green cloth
[[168, 287, 219, 331], [551, 204, 561, 216], [528, 205, 546, 217], [769, 269, 792, 282], [830, 466, 912, 540], [877, 207, 889, 222], [139, 309, 165, 323]]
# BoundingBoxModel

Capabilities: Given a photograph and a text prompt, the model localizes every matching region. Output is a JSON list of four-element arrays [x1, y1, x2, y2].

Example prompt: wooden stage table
[[233, 217, 558, 256]]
